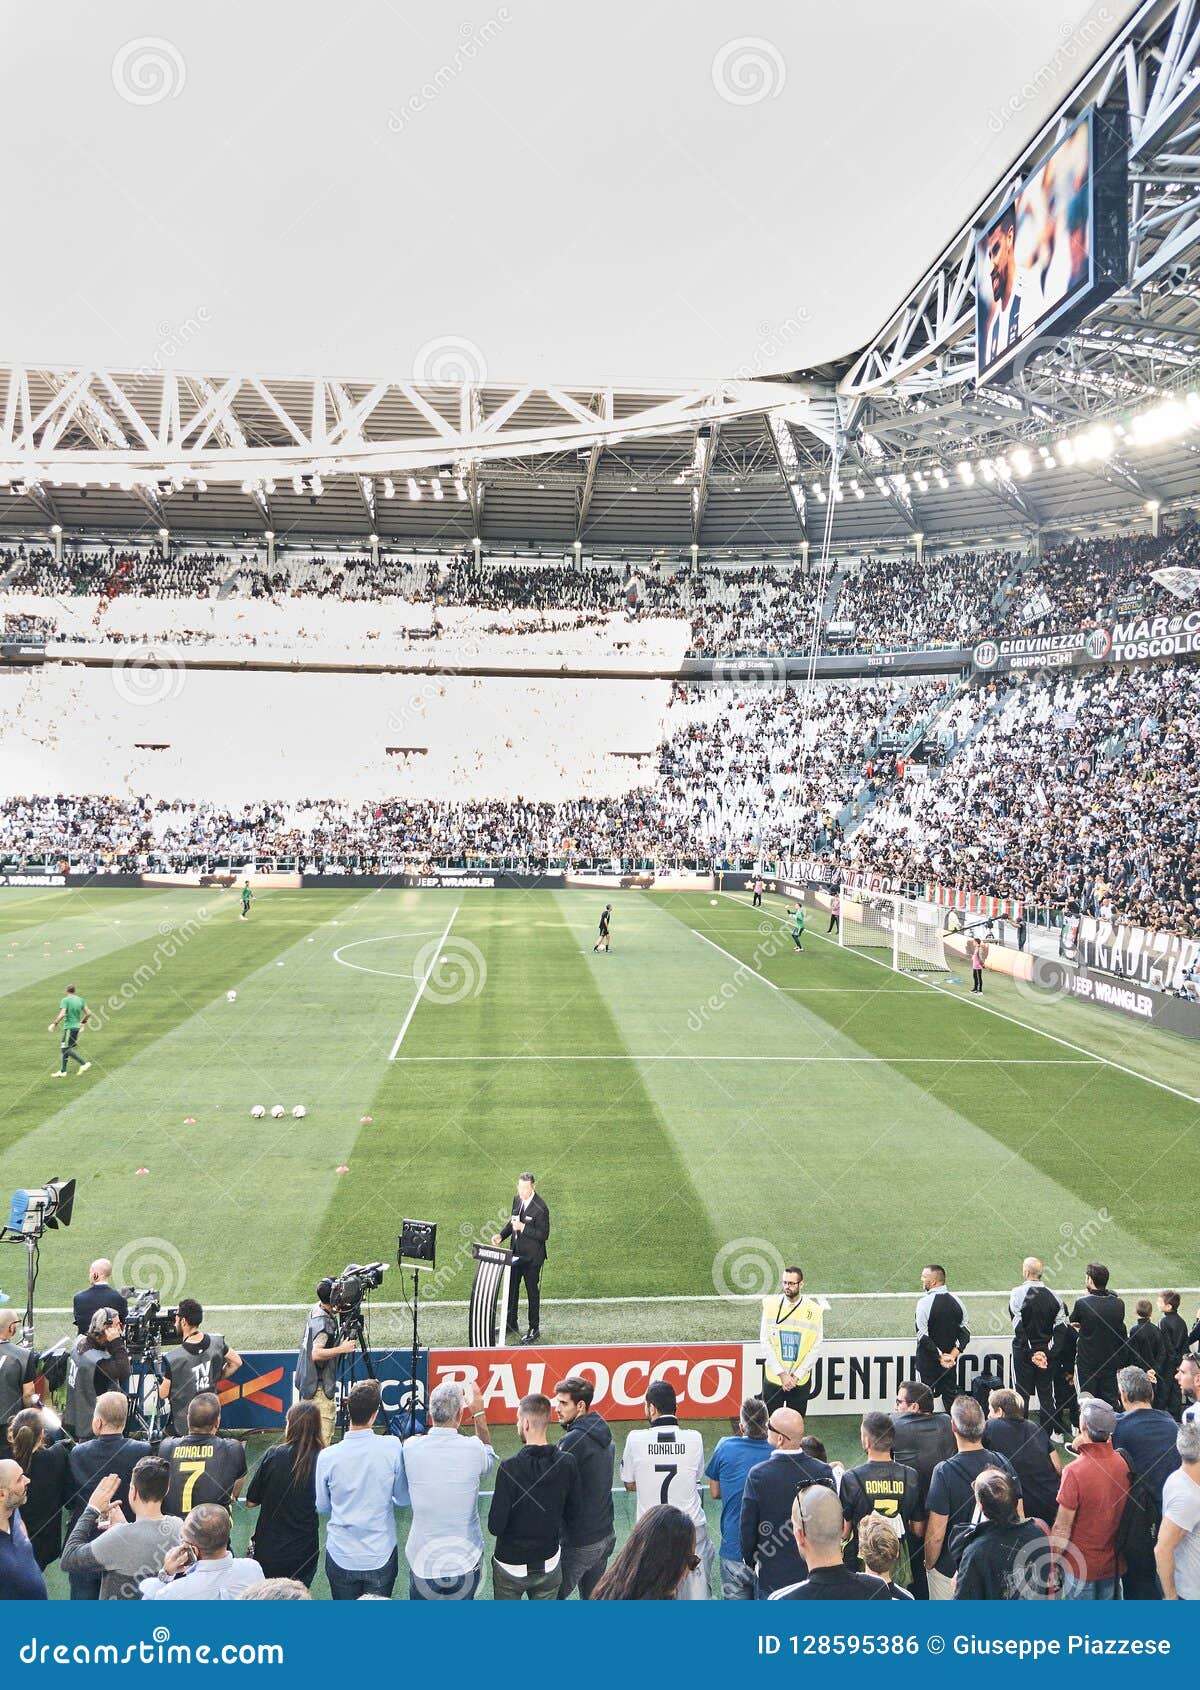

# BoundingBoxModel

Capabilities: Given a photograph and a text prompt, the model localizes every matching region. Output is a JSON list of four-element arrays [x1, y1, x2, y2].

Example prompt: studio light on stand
[[398, 1219, 437, 1437], [2, 1177, 76, 1344]]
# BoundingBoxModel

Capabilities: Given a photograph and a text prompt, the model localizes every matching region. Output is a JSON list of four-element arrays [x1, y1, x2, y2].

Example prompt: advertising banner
[[429, 1342, 747, 1422], [211, 1347, 428, 1430], [1077, 914, 1200, 992]]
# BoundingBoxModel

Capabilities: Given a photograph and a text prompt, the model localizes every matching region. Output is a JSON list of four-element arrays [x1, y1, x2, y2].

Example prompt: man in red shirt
[[1051, 1399, 1129, 1599]]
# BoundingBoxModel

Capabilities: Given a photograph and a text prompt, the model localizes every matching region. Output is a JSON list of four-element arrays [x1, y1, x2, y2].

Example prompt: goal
[[838, 887, 950, 975]]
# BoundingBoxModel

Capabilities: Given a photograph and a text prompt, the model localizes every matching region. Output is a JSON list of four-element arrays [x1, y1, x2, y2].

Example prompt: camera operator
[[64, 1309, 131, 1439], [295, 1280, 359, 1446], [0, 1310, 37, 1458], [158, 1300, 241, 1437]]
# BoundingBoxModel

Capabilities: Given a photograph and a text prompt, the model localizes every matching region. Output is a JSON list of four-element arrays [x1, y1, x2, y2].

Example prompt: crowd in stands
[[2, 518, 1195, 657], [831, 550, 1018, 652], [2, 1254, 1198, 1601], [845, 660, 1200, 935], [0, 675, 942, 870]]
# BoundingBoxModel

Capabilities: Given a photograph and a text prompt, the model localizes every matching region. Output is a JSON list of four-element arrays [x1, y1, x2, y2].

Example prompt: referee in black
[[914, 1265, 970, 1412]]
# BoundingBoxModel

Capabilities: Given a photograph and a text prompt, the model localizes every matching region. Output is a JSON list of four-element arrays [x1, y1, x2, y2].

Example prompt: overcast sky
[[0, 0, 1131, 385]]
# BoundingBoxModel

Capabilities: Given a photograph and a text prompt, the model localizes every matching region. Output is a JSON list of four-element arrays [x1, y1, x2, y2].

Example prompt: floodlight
[[7, 1177, 76, 1236]]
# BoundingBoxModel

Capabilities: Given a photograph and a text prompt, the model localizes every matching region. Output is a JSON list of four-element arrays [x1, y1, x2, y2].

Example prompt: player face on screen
[[987, 219, 1016, 306]]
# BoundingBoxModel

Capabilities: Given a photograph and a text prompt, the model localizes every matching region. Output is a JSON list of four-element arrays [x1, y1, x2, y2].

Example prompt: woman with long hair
[[245, 1400, 324, 1585], [591, 1505, 697, 1601], [7, 1407, 71, 1571]]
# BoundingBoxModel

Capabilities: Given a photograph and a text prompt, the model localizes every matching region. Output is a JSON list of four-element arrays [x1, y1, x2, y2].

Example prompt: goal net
[[838, 888, 950, 974]]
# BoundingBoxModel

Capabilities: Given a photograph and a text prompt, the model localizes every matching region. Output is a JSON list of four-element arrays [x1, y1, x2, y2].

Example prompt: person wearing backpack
[[953, 1468, 1050, 1599], [923, 1396, 1020, 1600], [838, 1413, 923, 1592]]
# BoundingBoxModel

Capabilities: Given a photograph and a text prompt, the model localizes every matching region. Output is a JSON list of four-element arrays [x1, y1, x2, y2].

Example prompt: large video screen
[[975, 106, 1128, 384]]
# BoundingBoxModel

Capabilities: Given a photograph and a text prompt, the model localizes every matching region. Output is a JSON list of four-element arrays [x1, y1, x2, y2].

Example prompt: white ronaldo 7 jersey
[[621, 1422, 706, 1528]]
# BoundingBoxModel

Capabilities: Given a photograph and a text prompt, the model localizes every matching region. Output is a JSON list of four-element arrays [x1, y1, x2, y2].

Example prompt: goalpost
[[835, 885, 951, 975]]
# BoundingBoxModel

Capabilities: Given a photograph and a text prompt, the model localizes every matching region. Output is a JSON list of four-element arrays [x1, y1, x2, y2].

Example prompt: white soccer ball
[[226, 990, 237, 1001], [271, 1104, 285, 1119], [292, 1105, 306, 1119], [250, 1105, 265, 1119], [710, 898, 718, 905]]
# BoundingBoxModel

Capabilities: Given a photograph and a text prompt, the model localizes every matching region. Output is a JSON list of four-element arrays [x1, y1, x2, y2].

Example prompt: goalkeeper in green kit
[[786, 903, 805, 952]]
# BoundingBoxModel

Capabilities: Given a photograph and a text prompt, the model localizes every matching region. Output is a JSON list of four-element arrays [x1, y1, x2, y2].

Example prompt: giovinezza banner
[[972, 609, 1200, 674]]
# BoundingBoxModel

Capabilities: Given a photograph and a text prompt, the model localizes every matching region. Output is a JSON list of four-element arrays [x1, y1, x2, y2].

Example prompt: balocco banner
[[429, 1342, 747, 1422]]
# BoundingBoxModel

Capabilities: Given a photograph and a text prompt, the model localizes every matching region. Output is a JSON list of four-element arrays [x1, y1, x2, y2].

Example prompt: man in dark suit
[[492, 1173, 549, 1345], [64, 1391, 150, 1600], [72, 1260, 129, 1336], [738, 1408, 836, 1598], [1069, 1262, 1128, 1410]]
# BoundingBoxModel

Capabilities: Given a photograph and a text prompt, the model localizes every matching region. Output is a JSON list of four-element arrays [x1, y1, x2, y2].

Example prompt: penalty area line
[[387, 903, 460, 1060], [721, 891, 1200, 1110]]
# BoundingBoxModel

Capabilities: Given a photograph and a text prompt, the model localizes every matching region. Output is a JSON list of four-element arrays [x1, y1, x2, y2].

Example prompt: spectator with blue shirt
[[400, 1380, 495, 1600], [315, 1379, 407, 1600], [0, 1458, 47, 1599], [705, 1397, 771, 1598]]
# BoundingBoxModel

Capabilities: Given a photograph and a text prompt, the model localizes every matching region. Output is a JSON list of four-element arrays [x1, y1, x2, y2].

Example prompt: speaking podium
[[469, 1243, 514, 1346]]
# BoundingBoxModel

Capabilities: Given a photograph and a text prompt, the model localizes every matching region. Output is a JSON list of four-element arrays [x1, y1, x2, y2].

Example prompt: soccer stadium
[[1, 0, 1200, 1617]]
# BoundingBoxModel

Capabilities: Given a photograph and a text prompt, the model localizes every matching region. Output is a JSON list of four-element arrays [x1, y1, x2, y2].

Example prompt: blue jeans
[[325, 1547, 398, 1600], [720, 1556, 756, 1600], [1069, 1575, 1119, 1600], [408, 1561, 482, 1601]]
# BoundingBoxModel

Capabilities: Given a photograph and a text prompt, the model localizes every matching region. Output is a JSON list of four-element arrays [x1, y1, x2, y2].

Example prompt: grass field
[[1, 883, 1197, 1351]]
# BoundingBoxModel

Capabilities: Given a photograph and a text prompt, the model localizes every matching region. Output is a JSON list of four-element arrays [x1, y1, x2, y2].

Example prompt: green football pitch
[[1, 884, 1197, 1351]]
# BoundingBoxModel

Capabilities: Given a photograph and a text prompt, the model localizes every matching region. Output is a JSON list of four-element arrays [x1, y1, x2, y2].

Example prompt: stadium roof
[[3, 0, 1200, 555]]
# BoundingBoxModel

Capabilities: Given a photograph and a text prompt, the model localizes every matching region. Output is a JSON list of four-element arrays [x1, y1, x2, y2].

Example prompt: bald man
[[738, 1408, 836, 1598], [0, 1311, 36, 1458], [1009, 1257, 1068, 1432], [0, 1458, 47, 1598], [74, 1260, 128, 1337], [771, 1484, 891, 1601]]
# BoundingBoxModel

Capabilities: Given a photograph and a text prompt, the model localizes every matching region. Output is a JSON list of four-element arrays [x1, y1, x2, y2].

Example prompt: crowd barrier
[[208, 1337, 1017, 1430]]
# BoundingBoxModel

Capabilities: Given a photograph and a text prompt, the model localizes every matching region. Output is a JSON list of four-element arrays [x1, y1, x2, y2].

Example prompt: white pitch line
[[722, 892, 1200, 1110], [387, 903, 461, 1060], [38, 1283, 1197, 1315], [691, 926, 783, 990], [390, 1054, 1098, 1065]]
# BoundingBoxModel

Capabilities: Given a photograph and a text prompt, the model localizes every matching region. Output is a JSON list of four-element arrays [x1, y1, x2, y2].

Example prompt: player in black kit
[[593, 904, 613, 953]]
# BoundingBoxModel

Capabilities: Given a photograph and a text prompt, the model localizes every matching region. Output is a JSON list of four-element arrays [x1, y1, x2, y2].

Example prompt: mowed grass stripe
[[641, 891, 1190, 1290], [0, 891, 370, 1306], [305, 892, 722, 1301]]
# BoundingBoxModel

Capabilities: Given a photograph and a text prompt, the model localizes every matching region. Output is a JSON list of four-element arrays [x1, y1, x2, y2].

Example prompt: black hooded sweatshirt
[[557, 1410, 615, 1544]]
